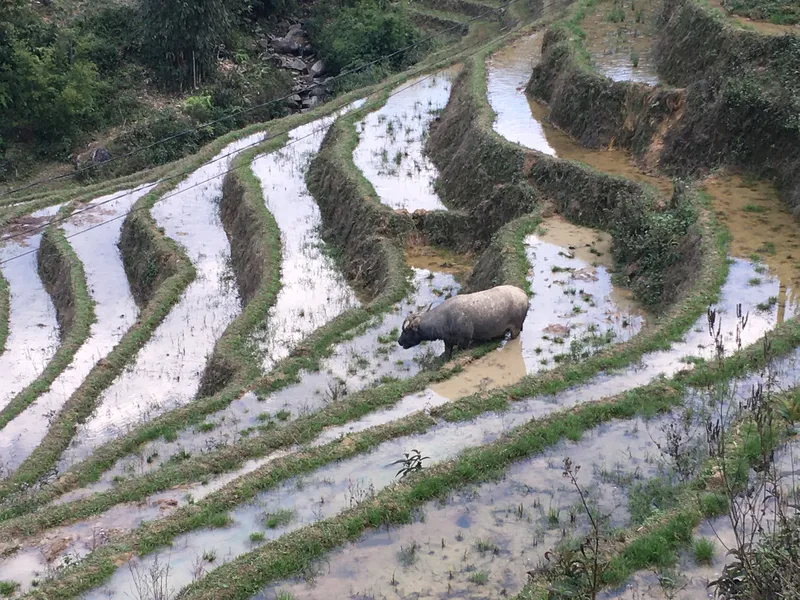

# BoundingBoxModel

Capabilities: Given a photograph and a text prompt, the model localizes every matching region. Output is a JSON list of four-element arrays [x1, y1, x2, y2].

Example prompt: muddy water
[[0, 185, 155, 474], [487, 31, 556, 154], [581, 0, 662, 85], [82, 402, 672, 599], [486, 33, 672, 195], [57, 268, 457, 496], [353, 67, 459, 211], [599, 437, 800, 600], [704, 173, 800, 316], [251, 101, 366, 371], [0, 205, 62, 420], [257, 415, 678, 600], [432, 216, 644, 400], [55, 132, 271, 471]]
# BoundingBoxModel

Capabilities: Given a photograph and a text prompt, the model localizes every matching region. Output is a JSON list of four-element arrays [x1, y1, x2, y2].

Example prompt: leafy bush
[[307, 0, 423, 75]]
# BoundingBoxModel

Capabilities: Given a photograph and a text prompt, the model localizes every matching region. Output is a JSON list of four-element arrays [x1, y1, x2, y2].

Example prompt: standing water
[[0, 205, 62, 416], [251, 101, 365, 370], [487, 31, 556, 154], [353, 67, 459, 211], [56, 132, 271, 470], [0, 185, 154, 473]]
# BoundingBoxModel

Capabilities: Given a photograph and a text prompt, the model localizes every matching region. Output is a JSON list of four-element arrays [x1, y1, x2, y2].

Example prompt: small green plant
[[264, 509, 295, 529], [743, 203, 767, 213], [249, 532, 265, 543], [756, 241, 777, 255], [476, 539, 499, 554], [398, 541, 418, 566], [275, 409, 291, 421], [202, 549, 216, 562], [469, 571, 489, 584], [0, 581, 18, 596], [748, 277, 762, 286], [196, 421, 216, 432], [548, 504, 560, 526], [275, 591, 297, 600], [608, 0, 626, 22], [756, 296, 778, 311], [256, 412, 272, 422], [693, 538, 715, 565], [389, 449, 430, 479], [631, 51, 639, 68]]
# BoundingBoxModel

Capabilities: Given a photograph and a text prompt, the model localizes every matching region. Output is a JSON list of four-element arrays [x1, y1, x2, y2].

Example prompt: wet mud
[[581, 0, 663, 85]]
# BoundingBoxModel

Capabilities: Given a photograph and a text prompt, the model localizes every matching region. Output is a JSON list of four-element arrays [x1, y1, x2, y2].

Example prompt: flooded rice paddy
[[55, 132, 268, 471], [251, 102, 365, 371], [353, 67, 459, 211], [0, 205, 62, 421], [0, 13, 798, 600], [0, 185, 155, 473]]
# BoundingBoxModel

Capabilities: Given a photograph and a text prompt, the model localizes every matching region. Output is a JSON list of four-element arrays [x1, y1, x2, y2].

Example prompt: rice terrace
[[0, 0, 798, 597]]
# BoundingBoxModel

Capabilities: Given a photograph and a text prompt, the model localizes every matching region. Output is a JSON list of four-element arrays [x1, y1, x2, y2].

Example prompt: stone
[[286, 94, 303, 109], [257, 38, 270, 50], [279, 56, 308, 72], [272, 37, 300, 55], [543, 323, 570, 337], [309, 82, 329, 97], [286, 23, 303, 38], [302, 96, 321, 109], [309, 59, 327, 77], [90, 147, 112, 164]]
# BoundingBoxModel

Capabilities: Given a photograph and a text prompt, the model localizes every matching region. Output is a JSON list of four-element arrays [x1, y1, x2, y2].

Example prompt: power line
[[0, 0, 515, 199], [0, 23, 520, 267]]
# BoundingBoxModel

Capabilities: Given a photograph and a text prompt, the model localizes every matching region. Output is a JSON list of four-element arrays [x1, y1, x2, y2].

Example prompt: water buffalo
[[398, 284, 529, 360]]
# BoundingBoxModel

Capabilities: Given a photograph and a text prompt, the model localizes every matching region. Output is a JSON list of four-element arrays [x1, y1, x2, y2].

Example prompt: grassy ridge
[[0, 273, 8, 356], [0, 205, 96, 432]]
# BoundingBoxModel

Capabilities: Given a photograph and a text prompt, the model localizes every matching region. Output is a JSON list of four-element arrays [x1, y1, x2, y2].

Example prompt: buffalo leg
[[508, 325, 521, 339]]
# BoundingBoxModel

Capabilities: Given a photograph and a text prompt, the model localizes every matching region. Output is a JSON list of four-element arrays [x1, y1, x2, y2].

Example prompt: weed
[[196, 421, 216, 433], [748, 277, 762, 286], [249, 532, 265, 543], [275, 591, 297, 600], [389, 449, 430, 479], [756, 296, 778, 311], [743, 204, 766, 213], [756, 241, 776, 255], [693, 538, 715, 565], [398, 541, 418, 566], [0, 581, 18, 597], [264, 509, 295, 529], [631, 51, 639, 68], [476, 539, 499, 554], [469, 571, 489, 584], [547, 504, 560, 526], [202, 550, 216, 562], [275, 410, 291, 421]]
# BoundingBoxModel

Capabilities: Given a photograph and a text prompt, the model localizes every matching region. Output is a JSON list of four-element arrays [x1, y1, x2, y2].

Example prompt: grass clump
[[0, 581, 18, 596], [250, 532, 266, 543], [469, 571, 489, 584], [693, 537, 715, 565], [264, 509, 295, 529], [398, 541, 419, 566]]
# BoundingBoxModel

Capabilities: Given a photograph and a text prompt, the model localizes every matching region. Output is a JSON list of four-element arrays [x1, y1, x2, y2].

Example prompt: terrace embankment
[[428, 57, 702, 309], [654, 0, 800, 207]]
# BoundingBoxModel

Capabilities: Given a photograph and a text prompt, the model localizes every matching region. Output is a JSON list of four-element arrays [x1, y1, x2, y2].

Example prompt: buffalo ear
[[402, 317, 409, 331]]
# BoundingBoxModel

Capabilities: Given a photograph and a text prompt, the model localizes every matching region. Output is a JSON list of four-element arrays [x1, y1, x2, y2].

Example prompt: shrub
[[308, 0, 423, 75]]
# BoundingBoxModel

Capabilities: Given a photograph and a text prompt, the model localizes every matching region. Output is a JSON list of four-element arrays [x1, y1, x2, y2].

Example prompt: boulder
[[309, 59, 327, 77], [272, 37, 300, 55], [302, 96, 321, 109], [90, 147, 112, 164], [257, 38, 270, 50], [309, 83, 329, 98], [286, 94, 303, 110], [286, 23, 304, 39], [279, 56, 308, 72]]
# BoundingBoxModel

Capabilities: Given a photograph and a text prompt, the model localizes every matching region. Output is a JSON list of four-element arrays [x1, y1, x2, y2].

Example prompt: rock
[[286, 94, 303, 109], [309, 83, 329, 97], [279, 56, 308, 72], [543, 323, 570, 337], [300, 43, 314, 56], [302, 96, 321, 109], [257, 38, 270, 50], [286, 23, 304, 39], [272, 37, 300, 55], [90, 147, 112, 164], [309, 59, 327, 77]]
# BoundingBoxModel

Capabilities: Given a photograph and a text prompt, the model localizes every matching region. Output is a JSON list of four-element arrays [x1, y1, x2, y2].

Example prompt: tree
[[140, 0, 246, 88]]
